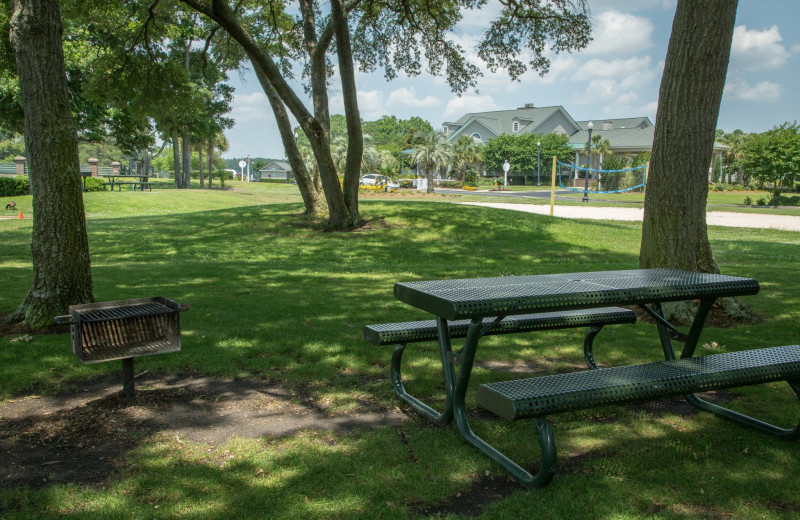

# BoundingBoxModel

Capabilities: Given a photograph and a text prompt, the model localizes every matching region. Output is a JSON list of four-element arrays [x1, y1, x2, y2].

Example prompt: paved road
[[458, 201, 800, 232]]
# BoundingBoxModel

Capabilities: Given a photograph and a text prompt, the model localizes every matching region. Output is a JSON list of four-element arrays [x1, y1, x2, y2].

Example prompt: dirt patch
[[0, 313, 68, 338], [0, 372, 404, 489]]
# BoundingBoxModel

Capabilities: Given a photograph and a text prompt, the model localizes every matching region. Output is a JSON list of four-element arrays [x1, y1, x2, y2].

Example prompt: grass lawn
[[1, 181, 799, 519]]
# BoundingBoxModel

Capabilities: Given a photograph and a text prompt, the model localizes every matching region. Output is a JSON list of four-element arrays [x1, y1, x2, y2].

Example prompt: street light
[[503, 159, 510, 190], [583, 121, 593, 202], [536, 140, 541, 187]]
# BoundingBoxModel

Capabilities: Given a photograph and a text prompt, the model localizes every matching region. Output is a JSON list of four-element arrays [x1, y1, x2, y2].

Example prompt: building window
[[442, 125, 449, 135], [471, 132, 481, 142], [512, 121, 520, 132]]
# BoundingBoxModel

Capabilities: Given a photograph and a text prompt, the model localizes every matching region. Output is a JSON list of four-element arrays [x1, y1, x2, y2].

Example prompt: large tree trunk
[[181, 0, 356, 229], [639, 0, 739, 321], [252, 64, 326, 215], [181, 126, 191, 188], [8, 0, 93, 328], [640, 0, 737, 272], [426, 162, 434, 194], [331, 0, 361, 224], [206, 142, 214, 188], [198, 147, 205, 188], [172, 131, 181, 188]]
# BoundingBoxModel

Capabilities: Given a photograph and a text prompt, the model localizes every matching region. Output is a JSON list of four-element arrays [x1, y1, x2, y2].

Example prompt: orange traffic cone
[[18, 211, 23, 219]]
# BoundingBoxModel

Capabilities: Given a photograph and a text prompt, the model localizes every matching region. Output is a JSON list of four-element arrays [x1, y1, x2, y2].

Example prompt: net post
[[550, 156, 557, 216]]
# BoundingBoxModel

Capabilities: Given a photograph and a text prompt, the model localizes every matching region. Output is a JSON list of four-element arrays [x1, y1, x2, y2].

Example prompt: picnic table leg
[[391, 342, 453, 426], [122, 357, 135, 398], [582, 326, 604, 369], [650, 300, 800, 439], [451, 319, 558, 488], [388, 318, 457, 425]]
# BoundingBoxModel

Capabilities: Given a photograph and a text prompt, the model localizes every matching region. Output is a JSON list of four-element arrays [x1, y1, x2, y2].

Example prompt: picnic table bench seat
[[474, 344, 800, 488], [364, 307, 636, 426], [364, 307, 636, 348]]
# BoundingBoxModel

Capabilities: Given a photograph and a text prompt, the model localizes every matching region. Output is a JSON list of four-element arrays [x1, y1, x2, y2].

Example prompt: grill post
[[122, 358, 135, 398]]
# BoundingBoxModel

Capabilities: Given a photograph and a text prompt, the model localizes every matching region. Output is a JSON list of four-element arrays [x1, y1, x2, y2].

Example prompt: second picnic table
[[371, 268, 800, 487], [99, 173, 151, 191]]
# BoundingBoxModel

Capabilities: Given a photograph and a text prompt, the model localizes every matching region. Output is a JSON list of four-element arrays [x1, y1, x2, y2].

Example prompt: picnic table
[[99, 174, 151, 191], [368, 269, 800, 487]]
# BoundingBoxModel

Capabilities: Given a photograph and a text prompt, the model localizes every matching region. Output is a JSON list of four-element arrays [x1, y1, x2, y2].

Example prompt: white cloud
[[792, 44, 800, 54], [329, 90, 389, 120], [584, 11, 654, 56], [574, 56, 656, 82], [387, 87, 440, 109], [441, 95, 501, 121], [731, 25, 790, 71], [229, 91, 272, 123], [572, 55, 661, 116], [590, 0, 675, 12], [724, 80, 782, 102]]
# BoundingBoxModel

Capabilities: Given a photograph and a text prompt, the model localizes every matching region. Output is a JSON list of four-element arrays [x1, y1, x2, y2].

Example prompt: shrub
[[767, 195, 800, 207], [215, 169, 233, 187], [756, 198, 767, 206], [743, 196, 752, 206], [0, 175, 29, 197], [83, 177, 106, 192], [439, 180, 464, 189]]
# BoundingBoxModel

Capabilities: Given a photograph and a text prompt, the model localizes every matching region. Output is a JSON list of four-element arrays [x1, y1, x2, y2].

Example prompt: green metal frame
[[389, 318, 610, 427], [446, 298, 800, 488], [447, 317, 558, 488], [648, 299, 800, 440]]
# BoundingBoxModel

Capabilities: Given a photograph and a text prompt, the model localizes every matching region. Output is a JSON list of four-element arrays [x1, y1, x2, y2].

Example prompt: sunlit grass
[[1, 182, 799, 519]]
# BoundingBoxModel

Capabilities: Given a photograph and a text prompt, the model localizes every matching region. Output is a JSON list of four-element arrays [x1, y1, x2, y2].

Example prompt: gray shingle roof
[[448, 106, 572, 139], [260, 161, 292, 172]]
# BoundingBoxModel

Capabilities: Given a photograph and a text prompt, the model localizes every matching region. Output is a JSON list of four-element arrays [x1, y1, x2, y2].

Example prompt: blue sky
[[222, 0, 800, 159]]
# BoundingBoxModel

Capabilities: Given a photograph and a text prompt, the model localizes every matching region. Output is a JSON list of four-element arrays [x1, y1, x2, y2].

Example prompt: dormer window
[[442, 125, 449, 135], [512, 121, 520, 132]]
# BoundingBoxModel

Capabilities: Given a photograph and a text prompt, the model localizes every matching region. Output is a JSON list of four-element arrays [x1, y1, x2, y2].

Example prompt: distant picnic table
[[100, 174, 151, 191]]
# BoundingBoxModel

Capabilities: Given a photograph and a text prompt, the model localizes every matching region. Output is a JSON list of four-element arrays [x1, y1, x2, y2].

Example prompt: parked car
[[359, 174, 385, 186], [360, 174, 400, 189]]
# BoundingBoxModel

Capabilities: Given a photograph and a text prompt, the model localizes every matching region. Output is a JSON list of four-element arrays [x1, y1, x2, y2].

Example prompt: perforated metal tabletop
[[394, 269, 759, 320]]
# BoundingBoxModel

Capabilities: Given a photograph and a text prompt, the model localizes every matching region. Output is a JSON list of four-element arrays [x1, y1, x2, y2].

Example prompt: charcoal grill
[[55, 297, 190, 397]]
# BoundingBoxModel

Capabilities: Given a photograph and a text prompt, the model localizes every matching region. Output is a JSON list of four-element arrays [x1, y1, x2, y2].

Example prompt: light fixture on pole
[[583, 121, 593, 202], [503, 159, 510, 190], [536, 140, 541, 187]]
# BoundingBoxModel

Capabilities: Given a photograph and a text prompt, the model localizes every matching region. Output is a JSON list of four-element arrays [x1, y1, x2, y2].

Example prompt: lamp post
[[583, 121, 593, 202], [536, 140, 541, 187]]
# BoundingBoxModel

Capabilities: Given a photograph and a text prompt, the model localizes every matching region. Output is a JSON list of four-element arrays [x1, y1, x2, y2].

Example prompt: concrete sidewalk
[[459, 202, 800, 232]]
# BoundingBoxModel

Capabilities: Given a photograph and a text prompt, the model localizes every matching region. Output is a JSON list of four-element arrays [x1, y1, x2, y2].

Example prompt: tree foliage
[[482, 132, 572, 177], [741, 122, 800, 189]]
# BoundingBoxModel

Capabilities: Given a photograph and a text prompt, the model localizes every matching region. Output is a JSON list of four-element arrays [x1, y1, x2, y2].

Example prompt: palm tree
[[584, 134, 611, 169], [452, 134, 482, 182], [410, 130, 452, 193]]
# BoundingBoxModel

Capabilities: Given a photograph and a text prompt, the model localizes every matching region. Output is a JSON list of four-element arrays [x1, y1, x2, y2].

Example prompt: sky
[[221, 0, 800, 159]]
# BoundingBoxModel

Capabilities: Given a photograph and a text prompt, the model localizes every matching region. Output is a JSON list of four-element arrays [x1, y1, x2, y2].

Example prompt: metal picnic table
[[390, 269, 800, 486], [99, 174, 151, 191]]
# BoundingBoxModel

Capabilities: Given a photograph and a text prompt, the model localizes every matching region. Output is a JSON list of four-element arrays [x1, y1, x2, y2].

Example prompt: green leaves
[[482, 132, 572, 176]]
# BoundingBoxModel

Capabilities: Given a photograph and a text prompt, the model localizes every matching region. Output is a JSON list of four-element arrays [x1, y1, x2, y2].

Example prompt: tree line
[[2, 0, 752, 328], [714, 122, 800, 190]]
